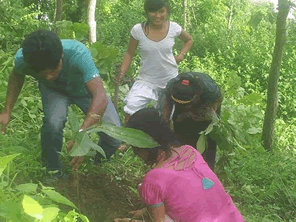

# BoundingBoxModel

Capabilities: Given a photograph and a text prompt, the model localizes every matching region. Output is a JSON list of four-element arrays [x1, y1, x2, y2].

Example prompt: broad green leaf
[[68, 107, 80, 135], [0, 153, 21, 177], [204, 122, 214, 135], [85, 139, 106, 158], [90, 47, 98, 58], [233, 137, 246, 151], [15, 183, 38, 193], [196, 134, 207, 154], [42, 189, 77, 209], [69, 140, 92, 156], [222, 109, 231, 121], [227, 119, 237, 126], [84, 150, 97, 156], [99, 67, 109, 75], [40, 207, 60, 222], [69, 131, 92, 156], [70, 133, 106, 158], [63, 210, 78, 219], [239, 92, 263, 105], [0, 202, 23, 221], [62, 209, 89, 221], [78, 214, 90, 222], [88, 123, 159, 148], [0, 181, 8, 189], [22, 195, 44, 220], [72, 22, 89, 39], [226, 71, 241, 94], [247, 127, 262, 134]]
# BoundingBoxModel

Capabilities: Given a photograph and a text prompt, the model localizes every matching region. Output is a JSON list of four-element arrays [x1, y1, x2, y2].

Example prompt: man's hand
[[67, 141, 85, 171], [0, 112, 11, 133]]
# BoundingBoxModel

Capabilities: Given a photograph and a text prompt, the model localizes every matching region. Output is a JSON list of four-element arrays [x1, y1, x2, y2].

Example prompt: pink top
[[139, 145, 245, 222]]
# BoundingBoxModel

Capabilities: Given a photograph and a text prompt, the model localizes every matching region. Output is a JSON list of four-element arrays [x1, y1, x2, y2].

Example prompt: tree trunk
[[261, 0, 290, 151], [54, 0, 63, 35], [87, 0, 97, 44], [183, 0, 187, 30]]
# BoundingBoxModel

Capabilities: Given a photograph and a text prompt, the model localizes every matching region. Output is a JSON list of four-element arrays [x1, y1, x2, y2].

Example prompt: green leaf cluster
[[90, 42, 119, 78], [224, 148, 296, 221], [0, 154, 89, 222], [88, 123, 159, 148], [196, 71, 264, 168], [67, 107, 158, 159], [55, 21, 89, 40]]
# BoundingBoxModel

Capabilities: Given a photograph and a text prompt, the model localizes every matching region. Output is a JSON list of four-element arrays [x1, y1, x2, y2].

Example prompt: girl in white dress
[[117, 0, 193, 125]]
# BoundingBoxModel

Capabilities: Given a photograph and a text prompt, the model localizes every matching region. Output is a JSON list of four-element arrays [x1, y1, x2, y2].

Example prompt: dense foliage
[[0, 0, 296, 221]]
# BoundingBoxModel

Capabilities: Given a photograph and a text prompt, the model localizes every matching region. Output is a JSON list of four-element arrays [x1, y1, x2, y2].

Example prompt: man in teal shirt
[[0, 30, 121, 176]]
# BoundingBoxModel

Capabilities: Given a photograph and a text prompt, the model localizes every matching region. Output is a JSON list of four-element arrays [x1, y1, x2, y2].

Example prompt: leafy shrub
[[0, 154, 90, 222], [223, 148, 296, 221]]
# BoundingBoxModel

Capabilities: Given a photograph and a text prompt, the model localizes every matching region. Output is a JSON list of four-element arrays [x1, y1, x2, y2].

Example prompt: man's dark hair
[[22, 30, 63, 73], [144, 0, 171, 15]]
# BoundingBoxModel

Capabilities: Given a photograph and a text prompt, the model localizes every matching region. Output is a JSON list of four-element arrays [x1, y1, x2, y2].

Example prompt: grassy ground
[[1, 79, 296, 221], [2, 133, 295, 222]]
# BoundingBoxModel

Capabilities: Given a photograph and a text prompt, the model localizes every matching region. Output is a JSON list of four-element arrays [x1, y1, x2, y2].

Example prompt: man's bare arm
[[80, 77, 108, 130]]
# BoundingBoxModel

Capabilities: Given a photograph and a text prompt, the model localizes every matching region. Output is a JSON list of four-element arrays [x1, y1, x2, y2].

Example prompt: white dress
[[124, 21, 182, 115]]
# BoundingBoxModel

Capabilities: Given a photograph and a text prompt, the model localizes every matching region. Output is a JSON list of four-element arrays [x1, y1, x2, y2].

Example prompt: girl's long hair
[[126, 108, 181, 165]]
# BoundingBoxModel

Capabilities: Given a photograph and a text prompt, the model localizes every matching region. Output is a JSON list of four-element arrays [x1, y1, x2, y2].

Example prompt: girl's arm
[[147, 204, 166, 222], [118, 36, 138, 82], [175, 30, 193, 63]]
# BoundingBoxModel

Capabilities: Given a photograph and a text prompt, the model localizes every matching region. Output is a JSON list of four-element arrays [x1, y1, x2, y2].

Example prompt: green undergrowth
[[1, 69, 295, 222], [96, 147, 148, 195], [1, 94, 296, 221], [1, 100, 296, 221], [220, 147, 296, 221], [80, 139, 296, 221], [0, 77, 45, 181]]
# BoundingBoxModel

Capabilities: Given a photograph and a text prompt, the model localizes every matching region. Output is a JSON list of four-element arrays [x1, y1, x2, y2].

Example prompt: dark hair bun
[[171, 73, 201, 101]]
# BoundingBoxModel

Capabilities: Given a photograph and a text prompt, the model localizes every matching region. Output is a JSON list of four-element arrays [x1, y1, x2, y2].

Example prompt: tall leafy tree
[[262, 0, 290, 151]]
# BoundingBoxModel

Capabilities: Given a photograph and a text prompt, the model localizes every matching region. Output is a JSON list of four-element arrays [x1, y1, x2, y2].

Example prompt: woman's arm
[[114, 205, 166, 222], [175, 30, 193, 63], [147, 204, 166, 222], [118, 36, 138, 82]]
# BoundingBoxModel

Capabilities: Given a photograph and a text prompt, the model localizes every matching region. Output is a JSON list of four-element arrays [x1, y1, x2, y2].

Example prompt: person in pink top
[[114, 108, 245, 222]]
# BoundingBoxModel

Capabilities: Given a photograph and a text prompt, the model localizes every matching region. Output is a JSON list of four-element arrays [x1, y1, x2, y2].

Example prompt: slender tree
[[54, 0, 63, 35], [183, 0, 187, 30], [261, 0, 290, 151], [87, 0, 97, 44]]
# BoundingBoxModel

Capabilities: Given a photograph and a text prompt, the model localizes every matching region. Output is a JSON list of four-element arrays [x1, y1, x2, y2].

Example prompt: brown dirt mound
[[54, 173, 143, 222]]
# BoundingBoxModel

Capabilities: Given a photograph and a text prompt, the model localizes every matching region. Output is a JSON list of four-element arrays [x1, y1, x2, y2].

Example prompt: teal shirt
[[14, 39, 100, 97]]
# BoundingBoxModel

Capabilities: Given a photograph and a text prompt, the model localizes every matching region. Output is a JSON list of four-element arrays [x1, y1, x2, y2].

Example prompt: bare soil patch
[[54, 173, 143, 222]]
